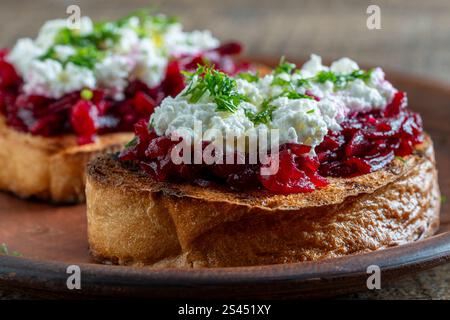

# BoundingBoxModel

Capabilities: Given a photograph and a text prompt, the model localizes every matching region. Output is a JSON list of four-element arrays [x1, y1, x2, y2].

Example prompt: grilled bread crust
[[86, 134, 440, 268], [0, 116, 133, 203]]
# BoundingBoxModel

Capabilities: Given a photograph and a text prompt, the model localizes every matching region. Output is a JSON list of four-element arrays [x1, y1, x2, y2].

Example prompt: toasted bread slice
[[0, 116, 133, 203], [86, 134, 440, 267], [0, 66, 271, 204]]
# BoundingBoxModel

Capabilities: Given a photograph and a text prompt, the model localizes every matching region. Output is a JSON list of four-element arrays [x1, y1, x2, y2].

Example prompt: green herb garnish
[[238, 72, 259, 83], [271, 77, 291, 87], [395, 156, 407, 164], [271, 58, 373, 92], [116, 8, 178, 33], [0, 243, 22, 257], [244, 89, 314, 125], [124, 137, 138, 148], [245, 99, 277, 125], [274, 57, 296, 75], [39, 44, 107, 70], [183, 65, 249, 112], [316, 69, 373, 89], [80, 89, 94, 100], [281, 90, 314, 100], [0, 243, 8, 255], [39, 10, 178, 69]]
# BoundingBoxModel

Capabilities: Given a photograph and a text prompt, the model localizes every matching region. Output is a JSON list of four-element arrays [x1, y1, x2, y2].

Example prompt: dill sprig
[[270, 58, 374, 91], [245, 90, 314, 125], [237, 72, 260, 83], [0, 243, 22, 257], [182, 65, 249, 112], [274, 57, 296, 75]]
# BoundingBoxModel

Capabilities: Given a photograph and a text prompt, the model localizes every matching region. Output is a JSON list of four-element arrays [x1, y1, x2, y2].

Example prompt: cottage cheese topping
[[294, 55, 396, 113], [6, 14, 220, 99], [151, 55, 398, 150], [23, 60, 96, 98]]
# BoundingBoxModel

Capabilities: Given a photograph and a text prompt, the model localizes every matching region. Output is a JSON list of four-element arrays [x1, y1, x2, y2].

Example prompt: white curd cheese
[[164, 24, 220, 56], [6, 38, 44, 75], [53, 45, 76, 60], [330, 57, 359, 74], [270, 97, 328, 146], [300, 54, 328, 77], [23, 60, 96, 98], [95, 55, 135, 99], [150, 54, 398, 150], [152, 97, 254, 145], [134, 38, 168, 88]]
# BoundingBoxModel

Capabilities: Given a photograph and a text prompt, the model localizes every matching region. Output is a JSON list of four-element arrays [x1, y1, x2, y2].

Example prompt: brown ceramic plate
[[0, 58, 449, 299]]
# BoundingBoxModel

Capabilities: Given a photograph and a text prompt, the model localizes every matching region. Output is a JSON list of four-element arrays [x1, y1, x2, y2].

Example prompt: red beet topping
[[119, 91, 424, 194], [0, 43, 248, 144]]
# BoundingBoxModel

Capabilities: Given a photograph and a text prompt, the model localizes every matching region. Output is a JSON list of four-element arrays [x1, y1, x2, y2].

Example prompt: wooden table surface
[[0, 0, 449, 300]]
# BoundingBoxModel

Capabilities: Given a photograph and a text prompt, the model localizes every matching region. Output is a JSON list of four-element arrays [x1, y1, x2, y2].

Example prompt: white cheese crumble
[[6, 14, 221, 99], [23, 60, 96, 98], [150, 54, 398, 150]]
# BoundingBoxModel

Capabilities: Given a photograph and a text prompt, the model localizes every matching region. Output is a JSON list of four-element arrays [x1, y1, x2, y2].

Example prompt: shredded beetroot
[[119, 91, 424, 194], [0, 43, 248, 144], [317, 92, 423, 177]]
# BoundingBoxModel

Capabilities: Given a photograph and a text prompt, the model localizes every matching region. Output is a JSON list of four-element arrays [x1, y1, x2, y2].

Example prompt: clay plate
[[0, 58, 450, 299]]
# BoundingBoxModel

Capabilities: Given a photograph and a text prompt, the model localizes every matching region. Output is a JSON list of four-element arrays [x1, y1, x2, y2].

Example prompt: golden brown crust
[[0, 115, 133, 203], [86, 134, 440, 267]]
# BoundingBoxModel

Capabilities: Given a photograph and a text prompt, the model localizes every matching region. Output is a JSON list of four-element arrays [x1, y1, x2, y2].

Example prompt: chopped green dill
[[0, 243, 22, 257], [38, 47, 57, 61], [0, 243, 8, 255], [68, 46, 106, 69], [148, 117, 155, 129], [80, 89, 94, 100], [238, 72, 260, 83], [245, 89, 314, 125], [307, 109, 315, 114], [124, 137, 138, 148], [274, 57, 296, 75], [395, 156, 407, 163], [53, 21, 121, 49], [271, 58, 373, 92], [271, 57, 297, 86], [315, 70, 338, 84], [182, 65, 249, 112], [394, 156, 408, 164], [245, 99, 277, 125], [441, 195, 447, 204], [296, 78, 311, 88], [38, 10, 178, 69], [39, 45, 106, 70], [117, 8, 178, 32], [271, 77, 291, 87], [315, 69, 373, 89], [281, 90, 314, 100]]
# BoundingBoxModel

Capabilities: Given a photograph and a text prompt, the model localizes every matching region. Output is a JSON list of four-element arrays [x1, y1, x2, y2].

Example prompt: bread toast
[[0, 115, 133, 203], [86, 134, 440, 267]]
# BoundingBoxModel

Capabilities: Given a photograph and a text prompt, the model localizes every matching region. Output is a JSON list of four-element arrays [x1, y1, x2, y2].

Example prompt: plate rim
[[1, 231, 450, 297]]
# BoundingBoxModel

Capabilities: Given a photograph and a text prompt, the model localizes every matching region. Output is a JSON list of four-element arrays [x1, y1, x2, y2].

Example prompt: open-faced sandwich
[[0, 11, 248, 203], [87, 55, 440, 267]]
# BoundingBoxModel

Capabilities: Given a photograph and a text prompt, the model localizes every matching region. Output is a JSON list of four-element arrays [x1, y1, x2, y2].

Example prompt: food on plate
[[86, 55, 440, 267], [0, 10, 248, 202]]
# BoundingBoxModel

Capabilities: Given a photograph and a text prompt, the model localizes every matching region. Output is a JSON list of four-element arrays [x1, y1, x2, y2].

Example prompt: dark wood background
[[0, 0, 449, 300]]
